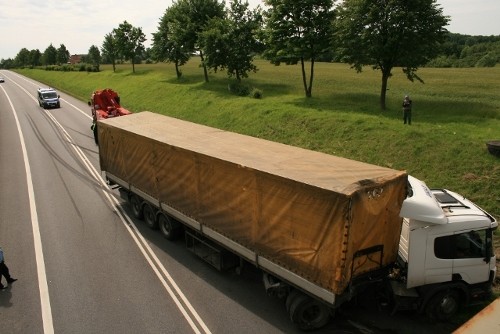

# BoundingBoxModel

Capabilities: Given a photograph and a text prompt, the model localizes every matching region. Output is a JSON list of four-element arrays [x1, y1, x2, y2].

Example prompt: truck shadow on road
[[119, 200, 462, 334]]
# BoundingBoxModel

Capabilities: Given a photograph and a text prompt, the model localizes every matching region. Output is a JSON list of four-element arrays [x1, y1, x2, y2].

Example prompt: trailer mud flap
[[351, 245, 384, 277]]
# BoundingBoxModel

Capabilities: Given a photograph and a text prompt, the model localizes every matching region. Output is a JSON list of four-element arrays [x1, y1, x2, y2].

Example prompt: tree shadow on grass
[[155, 74, 499, 125], [123, 68, 154, 76], [287, 92, 500, 124], [161, 75, 292, 98]]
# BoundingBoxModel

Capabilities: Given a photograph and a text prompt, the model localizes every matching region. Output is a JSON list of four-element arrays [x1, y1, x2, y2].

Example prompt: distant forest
[[322, 32, 500, 68], [2, 32, 500, 70], [426, 33, 500, 67]]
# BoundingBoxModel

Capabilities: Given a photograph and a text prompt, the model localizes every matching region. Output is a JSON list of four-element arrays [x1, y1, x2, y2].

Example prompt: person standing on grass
[[0, 246, 18, 290], [402, 95, 413, 125]]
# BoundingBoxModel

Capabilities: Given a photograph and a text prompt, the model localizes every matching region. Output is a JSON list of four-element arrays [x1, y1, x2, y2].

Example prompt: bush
[[228, 82, 250, 96], [475, 53, 498, 67], [250, 88, 263, 99], [61, 65, 72, 72]]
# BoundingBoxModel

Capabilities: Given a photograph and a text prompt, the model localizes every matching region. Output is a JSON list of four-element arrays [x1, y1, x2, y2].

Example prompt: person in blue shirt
[[0, 247, 17, 290]]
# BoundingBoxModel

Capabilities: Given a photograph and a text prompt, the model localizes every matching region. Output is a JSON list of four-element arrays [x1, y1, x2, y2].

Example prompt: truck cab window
[[434, 230, 487, 259]]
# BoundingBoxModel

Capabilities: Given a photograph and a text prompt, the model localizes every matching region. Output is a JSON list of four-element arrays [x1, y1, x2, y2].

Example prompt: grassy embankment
[[15, 60, 500, 324], [17, 60, 500, 219]]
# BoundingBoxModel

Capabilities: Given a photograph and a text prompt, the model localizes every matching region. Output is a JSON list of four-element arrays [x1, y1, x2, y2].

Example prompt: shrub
[[250, 88, 263, 99], [228, 82, 250, 96], [475, 53, 498, 67]]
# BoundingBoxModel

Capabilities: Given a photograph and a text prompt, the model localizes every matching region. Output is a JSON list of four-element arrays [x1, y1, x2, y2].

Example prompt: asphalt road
[[0, 71, 461, 334]]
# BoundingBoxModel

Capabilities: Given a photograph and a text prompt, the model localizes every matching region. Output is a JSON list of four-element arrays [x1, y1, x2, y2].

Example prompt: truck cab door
[[452, 229, 491, 284]]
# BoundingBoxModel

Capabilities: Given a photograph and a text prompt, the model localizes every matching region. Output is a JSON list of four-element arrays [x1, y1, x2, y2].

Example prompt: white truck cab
[[395, 176, 497, 319]]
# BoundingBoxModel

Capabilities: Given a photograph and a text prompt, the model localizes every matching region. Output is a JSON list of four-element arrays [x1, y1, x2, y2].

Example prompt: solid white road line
[[1, 85, 55, 334], [4, 73, 212, 334]]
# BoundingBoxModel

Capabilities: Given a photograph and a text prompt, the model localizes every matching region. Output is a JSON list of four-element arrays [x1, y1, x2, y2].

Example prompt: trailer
[[97, 111, 497, 330]]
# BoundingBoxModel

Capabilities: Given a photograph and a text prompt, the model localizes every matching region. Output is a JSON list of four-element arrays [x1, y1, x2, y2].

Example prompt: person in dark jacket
[[402, 95, 413, 125], [0, 247, 17, 290]]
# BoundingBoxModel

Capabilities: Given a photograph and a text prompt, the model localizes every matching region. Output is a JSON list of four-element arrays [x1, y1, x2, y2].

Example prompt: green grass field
[[16, 60, 500, 220]]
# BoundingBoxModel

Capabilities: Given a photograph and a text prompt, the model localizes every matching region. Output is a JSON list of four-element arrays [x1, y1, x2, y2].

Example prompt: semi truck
[[97, 111, 497, 330]]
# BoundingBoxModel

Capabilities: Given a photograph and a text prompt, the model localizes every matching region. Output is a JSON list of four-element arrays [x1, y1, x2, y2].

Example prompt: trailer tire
[[143, 204, 158, 229], [130, 195, 144, 219], [425, 289, 460, 321], [287, 290, 331, 330], [285, 289, 299, 314], [159, 214, 181, 240]]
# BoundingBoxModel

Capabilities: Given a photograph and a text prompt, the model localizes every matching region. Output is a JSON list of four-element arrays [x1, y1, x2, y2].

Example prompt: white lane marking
[[0, 85, 55, 334], [6, 74, 212, 334], [43, 112, 212, 334]]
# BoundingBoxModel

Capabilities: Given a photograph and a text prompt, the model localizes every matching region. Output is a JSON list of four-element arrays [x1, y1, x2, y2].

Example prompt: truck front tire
[[425, 290, 460, 321], [286, 290, 331, 330]]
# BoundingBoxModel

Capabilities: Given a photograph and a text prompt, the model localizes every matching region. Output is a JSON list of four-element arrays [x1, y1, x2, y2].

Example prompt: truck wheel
[[425, 290, 460, 321], [158, 214, 181, 240], [287, 290, 331, 330], [143, 204, 158, 229], [130, 195, 144, 219]]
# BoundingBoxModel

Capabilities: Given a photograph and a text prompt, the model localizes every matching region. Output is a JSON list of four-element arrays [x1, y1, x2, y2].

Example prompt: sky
[[1, 0, 499, 60]]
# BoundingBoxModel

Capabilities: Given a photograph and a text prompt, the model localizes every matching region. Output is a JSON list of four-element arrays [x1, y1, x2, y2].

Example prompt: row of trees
[[2, 1, 498, 108], [429, 34, 500, 68], [9, 44, 71, 68], [148, 0, 450, 108], [0, 21, 146, 73]]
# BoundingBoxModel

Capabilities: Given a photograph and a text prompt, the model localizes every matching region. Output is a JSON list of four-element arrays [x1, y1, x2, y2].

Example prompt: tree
[[101, 32, 119, 72], [113, 21, 146, 73], [174, 0, 226, 82], [29, 49, 42, 67], [87, 45, 101, 71], [200, 0, 263, 82], [0, 58, 15, 69], [56, 44, 70, 65], [263, 0, 335, 98], [152, 3, 192, 78], [43, 44, 57, 65], [334, 0, 449, 110], [15, 48, 31, 67]]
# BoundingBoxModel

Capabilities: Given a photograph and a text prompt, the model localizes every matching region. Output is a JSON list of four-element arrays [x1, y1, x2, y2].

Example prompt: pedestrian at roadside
[[402, 95, 412, 125], [0, 246, 18, 290]]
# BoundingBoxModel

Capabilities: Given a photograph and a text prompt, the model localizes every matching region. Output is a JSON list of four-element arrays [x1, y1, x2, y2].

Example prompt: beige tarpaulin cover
[[99, 111, 407, 295]]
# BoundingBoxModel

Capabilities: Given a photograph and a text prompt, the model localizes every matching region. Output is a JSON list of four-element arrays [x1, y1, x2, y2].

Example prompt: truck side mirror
[[484, 232, 493, 263]]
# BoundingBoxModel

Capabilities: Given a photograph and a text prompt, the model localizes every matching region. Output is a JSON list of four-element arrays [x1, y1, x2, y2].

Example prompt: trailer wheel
[[159, 214, 181, 240], [425, 290, 460, 321], [287, 290, 331, 330], [143, 204, 158, 229], [285, 289, 299, 314], [130, 195, 144, 219]]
